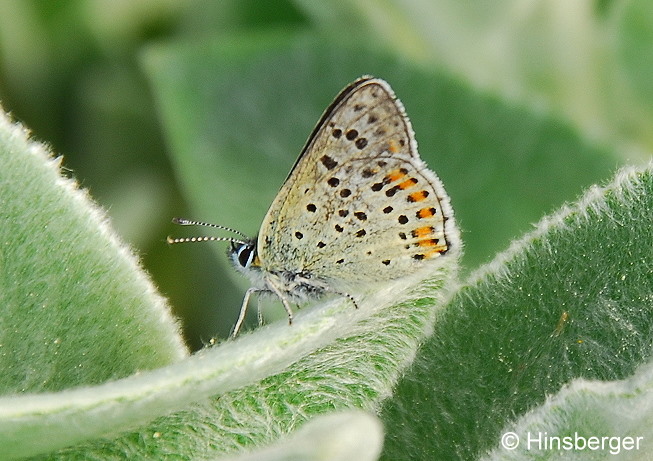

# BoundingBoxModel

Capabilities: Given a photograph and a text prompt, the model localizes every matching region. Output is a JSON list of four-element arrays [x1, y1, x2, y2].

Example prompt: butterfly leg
[[232, 287, 259, 338], [256, 297, 264, 327], [278, 295, 294, 326], [265, 276, 294, 326]]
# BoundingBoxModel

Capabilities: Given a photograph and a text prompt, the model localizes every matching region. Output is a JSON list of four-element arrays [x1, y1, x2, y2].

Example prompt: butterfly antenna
[[168, 218, 249, 246], [171, 217, 248, 239], [166, 235, 248, 245]]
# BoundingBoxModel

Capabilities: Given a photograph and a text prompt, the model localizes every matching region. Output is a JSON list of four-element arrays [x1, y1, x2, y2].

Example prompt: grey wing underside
[[257, 77, 456, 284]]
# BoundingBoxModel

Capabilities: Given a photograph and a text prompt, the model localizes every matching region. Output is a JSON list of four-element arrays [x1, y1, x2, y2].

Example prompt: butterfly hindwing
[[257, 77, 453, 285]]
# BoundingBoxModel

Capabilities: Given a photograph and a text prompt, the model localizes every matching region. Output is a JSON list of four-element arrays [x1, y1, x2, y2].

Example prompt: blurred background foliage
[[0, 0, 651, 351]]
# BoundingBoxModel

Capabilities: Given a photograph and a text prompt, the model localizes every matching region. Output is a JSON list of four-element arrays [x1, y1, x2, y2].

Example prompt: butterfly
[[169, 76, 457, 337]]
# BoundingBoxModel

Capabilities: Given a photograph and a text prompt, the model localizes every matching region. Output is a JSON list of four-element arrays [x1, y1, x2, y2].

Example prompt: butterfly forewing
[[257, 77, 452, 284]]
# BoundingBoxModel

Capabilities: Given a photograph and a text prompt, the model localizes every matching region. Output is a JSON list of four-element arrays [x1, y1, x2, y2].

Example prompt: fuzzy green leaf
[[218, 410, 384, 461], [381, 163, 653, 460], [482, 359, 653, 460], [24, 260, 456, 459], [0, 109, 187, 396], [2, 281, 446, 459], [0, 109, 187, 456]]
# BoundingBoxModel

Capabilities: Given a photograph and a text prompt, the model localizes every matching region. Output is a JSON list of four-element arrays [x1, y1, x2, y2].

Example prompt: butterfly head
[[228, 238, 261, 273]]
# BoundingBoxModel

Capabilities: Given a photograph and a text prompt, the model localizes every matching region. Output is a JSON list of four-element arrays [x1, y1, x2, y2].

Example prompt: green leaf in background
[[144, 30, 618, 312], [381, 163, 653, 460], [0, 109, 187, 395], [618, 0, 653, 108], [297, 0, 653, 159], [614, 0, 653, 150]]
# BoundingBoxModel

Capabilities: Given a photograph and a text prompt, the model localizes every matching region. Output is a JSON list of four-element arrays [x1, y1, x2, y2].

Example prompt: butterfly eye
[[235, 243, 256, 268]]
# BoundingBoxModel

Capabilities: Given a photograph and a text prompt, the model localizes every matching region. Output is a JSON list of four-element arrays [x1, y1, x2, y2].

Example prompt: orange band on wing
[[398, 178, 418, 190], [386, 168, 408, 182], [425, 246, 447, 256], [416, 207, 437, 219], [411, 226, 434, 237], [407, 190, 429, 202]]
